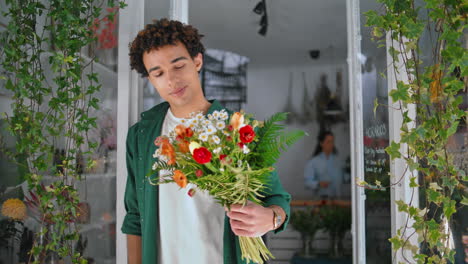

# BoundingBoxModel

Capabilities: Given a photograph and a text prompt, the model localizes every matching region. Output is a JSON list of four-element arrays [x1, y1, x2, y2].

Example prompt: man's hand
[[127, 234, 142, 264], [226, 201, 282, 237]]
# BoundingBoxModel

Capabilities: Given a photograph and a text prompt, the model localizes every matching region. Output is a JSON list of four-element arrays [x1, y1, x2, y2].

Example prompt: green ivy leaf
[[443, 199, 456, 219], [389, 236, 404, 251], [461, 196, 468, 206], [409, 177, 419, 188], [385, 141, 401, 159], [389, 81, 410, 102], [373, 98, 379, 118]]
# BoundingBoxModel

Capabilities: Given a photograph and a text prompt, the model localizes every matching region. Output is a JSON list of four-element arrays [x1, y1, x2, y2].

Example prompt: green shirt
[[121, 100, 291, 264]]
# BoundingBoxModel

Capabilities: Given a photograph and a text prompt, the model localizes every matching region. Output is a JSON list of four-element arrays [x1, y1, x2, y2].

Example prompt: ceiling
[[145, 0, 381, 66]]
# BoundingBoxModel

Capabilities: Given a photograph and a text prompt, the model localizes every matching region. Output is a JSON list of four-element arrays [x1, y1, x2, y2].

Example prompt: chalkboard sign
[[361, 58, 390, 191]]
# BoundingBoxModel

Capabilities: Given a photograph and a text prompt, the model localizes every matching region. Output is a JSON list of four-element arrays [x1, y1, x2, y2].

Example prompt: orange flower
[[178, 140, 190, 153], [175, 124, 187, 138], [175, 124, 194, 139], [173, 170, 187, 188], [230, 112, 244, 130], [157, 137, 176, 165], [1, 198, 27, 220]]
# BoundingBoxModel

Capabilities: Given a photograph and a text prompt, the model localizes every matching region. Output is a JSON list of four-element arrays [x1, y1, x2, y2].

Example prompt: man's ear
[[194, 52, 203, 72]]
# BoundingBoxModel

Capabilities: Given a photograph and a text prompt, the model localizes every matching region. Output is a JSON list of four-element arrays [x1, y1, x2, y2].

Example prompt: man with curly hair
[[122, 18, 291, 264]]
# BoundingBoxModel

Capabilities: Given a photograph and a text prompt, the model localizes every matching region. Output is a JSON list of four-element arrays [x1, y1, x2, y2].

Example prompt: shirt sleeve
[[304, 159, 318, 190], [262, 170, 291, 233], [121, 126, 142, 236]]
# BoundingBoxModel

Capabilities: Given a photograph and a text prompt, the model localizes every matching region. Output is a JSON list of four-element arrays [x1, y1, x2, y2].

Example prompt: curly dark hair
[[129, 18, 205, 77]]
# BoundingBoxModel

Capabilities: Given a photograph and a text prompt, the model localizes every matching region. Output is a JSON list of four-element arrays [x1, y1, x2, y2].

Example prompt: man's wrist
[[269, 205, 285, 231]]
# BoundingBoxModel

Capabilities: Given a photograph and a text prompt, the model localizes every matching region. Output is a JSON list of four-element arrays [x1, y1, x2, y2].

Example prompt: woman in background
[[304, 131, 343, 198]]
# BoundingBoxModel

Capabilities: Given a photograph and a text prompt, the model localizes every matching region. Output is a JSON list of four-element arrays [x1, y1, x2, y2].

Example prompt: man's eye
[[154, 72, 163, 77], [175, 64, 185, 69]]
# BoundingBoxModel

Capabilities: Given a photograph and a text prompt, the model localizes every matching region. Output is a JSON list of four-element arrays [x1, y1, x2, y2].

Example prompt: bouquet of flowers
[[149, 109, 305, 264]]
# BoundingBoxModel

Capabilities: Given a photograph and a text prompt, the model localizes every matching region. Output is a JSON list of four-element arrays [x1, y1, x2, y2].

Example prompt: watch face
[[273, 211, 281, 229], [275, 215, 282, 226]]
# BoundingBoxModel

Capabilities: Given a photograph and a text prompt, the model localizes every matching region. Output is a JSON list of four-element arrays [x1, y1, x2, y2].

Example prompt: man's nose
[[166, 71, 179, 88]]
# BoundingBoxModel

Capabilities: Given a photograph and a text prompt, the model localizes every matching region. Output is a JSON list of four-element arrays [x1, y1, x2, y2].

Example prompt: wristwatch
[[272, 207, 282, 230]]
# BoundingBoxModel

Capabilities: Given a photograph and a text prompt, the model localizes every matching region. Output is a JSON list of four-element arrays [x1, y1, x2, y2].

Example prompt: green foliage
[[0, 0, 125, 262], [253, 112, 307, 167], [290, 209, 321, 238], [318, 205, 352, 238], [365, 0, 467, 262]]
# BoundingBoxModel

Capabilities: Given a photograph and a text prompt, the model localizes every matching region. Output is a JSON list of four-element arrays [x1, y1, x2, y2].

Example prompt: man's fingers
[[226, 211, 252, 223], [228, 202, 255, 213], [229, 218, 253, 230], [231, 228, 256, 237]]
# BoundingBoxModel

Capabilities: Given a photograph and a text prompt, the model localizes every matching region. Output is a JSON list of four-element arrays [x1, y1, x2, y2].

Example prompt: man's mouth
[[171, 86, 186, 97]]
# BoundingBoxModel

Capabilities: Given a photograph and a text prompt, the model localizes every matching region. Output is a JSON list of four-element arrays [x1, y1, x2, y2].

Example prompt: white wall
[[245, 62, 351, 199]]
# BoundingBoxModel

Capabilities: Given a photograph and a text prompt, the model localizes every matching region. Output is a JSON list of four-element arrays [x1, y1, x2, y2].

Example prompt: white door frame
[[116, 0, 145, 263], [346, 0, 367, 262], [116, 1, 188, 263], [117, 1, 415, 263]]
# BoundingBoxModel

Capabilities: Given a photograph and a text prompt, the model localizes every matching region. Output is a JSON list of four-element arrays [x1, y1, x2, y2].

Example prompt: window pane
[[360, 0, 392, 263]]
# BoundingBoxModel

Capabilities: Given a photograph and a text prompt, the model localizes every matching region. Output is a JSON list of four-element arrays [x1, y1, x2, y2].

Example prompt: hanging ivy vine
[[365, 0, 467, 263], [0, 0, 125, 262]]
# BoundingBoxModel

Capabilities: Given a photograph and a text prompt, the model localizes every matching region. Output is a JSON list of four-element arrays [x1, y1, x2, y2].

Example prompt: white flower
[[218, 109, 229, 121], [210, 135, 221, 145], [153, 148, 161, 158], [199, 133, 209, 142], [207, 114, 214, 120], [216, 121, 225, 130], [213, 111, 220, 119], [213, 147, 222, 154], [159, 154, 168, 163], [196, 113, 204, 120], [181, 119, 187, 124], [191, 119, 199, 125], [152, 162, 157, 170], [205, 125, 216, 135], [220, 167, 225, 172], [189, 142, 201, 154], [242, 145, 250, 154], [203, 119, 211, 125], [222, 130, 230, 136]]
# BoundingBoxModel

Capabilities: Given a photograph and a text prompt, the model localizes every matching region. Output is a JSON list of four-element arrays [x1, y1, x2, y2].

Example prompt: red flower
[[226, 136, 232, 141], [188, 188, 196, 197], [220, 155, 232, 165], [237, 142, 244, 148], [239, 125, 255, 143], [185, 127, 194, 138], [192, 147, 212, 164], [195, 169, 203, 178]]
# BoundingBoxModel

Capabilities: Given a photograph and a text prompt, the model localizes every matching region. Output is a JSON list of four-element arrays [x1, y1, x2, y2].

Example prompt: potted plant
[[318, 205, 351, 258], [0, 0, 125, 262], [290, 208, 322, 257]]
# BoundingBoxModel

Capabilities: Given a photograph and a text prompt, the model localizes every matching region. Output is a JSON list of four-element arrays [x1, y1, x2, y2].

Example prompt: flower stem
[[239, 236, 274, 264]]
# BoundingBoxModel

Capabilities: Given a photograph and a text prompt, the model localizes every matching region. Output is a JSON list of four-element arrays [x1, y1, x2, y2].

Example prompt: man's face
[[321, 135, 334, 155], [143, 41, 204, 110]]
